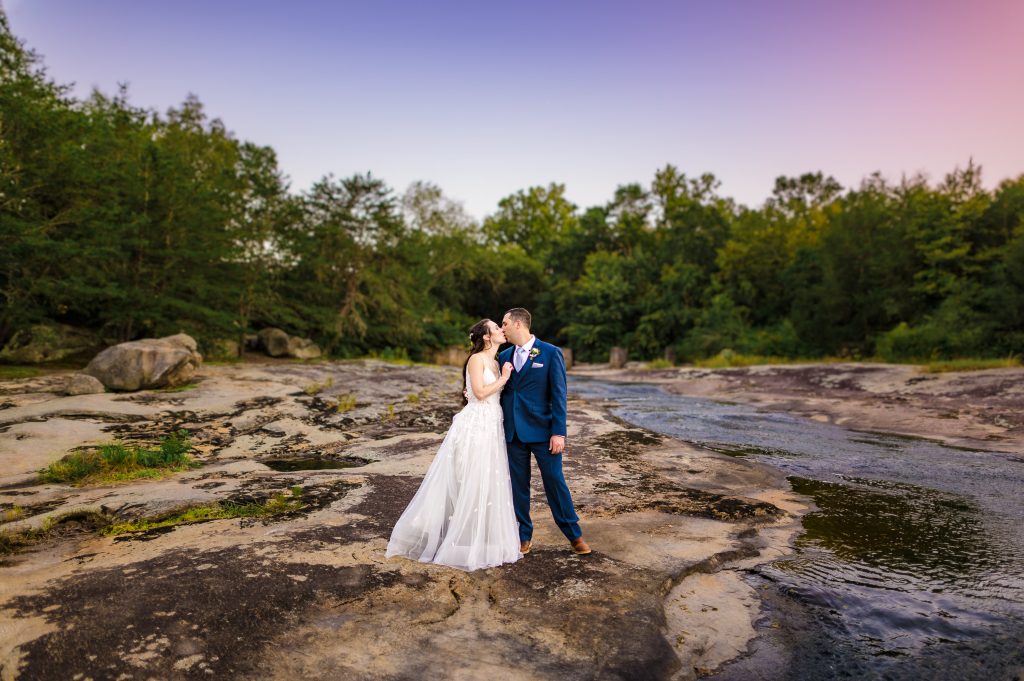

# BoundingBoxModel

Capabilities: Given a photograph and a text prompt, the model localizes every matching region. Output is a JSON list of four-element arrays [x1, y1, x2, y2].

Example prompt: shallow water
[[569, 377, 1024, 680]]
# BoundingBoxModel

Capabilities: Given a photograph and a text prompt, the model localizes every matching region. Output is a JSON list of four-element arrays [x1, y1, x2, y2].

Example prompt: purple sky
[[7, 0, 1023, 218]]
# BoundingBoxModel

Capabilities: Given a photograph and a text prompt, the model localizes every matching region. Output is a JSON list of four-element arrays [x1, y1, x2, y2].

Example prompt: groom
[[499, 308, 591, 555]]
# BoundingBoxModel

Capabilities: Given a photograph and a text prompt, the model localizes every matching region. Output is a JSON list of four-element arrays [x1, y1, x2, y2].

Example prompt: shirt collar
[[517, 335, 537, 354]]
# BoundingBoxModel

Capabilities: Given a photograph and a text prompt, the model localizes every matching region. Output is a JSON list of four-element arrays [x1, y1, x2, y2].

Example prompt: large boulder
[[62, 373, 106, 396], [83, 334, 202, 391], [257, 328, 290, 357], [0, 324, 102, 364], [287, 336, 321, 360]]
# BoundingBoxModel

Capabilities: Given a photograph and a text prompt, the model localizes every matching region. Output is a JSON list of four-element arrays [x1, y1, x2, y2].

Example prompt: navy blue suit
[[499, 339, 581, 542]]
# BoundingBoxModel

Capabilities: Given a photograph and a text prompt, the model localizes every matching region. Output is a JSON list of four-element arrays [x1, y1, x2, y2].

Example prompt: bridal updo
[[461, 319, 494, 406]]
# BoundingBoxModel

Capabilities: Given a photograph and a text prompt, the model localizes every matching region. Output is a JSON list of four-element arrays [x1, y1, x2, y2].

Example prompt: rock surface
[[62, 373, 105, 396], [573, 361, 1024, 453], [82, 333, 202, 391], [0, 359, 806, 680], [7, 360, 1014, 679]]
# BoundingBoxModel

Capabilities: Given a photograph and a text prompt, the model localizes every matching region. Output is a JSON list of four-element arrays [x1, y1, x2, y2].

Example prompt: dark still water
[[568, 377, 1024, 681]]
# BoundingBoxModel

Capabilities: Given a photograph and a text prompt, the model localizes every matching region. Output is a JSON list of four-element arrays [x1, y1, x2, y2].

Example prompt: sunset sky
[[7, 0, 1023, 218]]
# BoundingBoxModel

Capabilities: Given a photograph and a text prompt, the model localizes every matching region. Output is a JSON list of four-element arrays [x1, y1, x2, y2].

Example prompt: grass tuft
[[644, 359, 675, 370], [921, 356, 1021, 373], [102, 490, 305, 536], [333, 393, 357, 412], [304, 377, 334, 395], [1, 506, 27, 523], [0, 511, 112, 555], [38, 431, 200, 485]]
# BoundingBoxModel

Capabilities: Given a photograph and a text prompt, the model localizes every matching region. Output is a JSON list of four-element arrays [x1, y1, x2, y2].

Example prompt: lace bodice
[[466, 366, 501, 406]]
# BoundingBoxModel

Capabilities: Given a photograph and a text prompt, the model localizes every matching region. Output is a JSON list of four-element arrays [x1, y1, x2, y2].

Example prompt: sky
[[6, 0, 1023, 219]]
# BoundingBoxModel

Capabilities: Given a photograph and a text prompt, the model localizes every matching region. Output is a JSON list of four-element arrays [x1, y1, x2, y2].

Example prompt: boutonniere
[[529, 348, 541, 360]]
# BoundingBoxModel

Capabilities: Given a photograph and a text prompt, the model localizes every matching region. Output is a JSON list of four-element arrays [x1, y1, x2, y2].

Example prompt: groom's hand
[[549, 435, 565, 455]]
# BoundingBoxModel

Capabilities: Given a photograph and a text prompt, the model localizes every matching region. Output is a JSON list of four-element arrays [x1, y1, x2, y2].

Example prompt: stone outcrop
[[83, 333, 202, 391], [0, 359, 802, 681], [257, 327, 321, 359], [62, 373, 106, 395], [286, 336, 321, 360], [257, 328, 290, 357], [0, 324, 102, 363]]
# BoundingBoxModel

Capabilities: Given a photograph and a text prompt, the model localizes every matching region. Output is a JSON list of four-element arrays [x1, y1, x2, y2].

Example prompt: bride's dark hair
[[461, 319, 494, 406]]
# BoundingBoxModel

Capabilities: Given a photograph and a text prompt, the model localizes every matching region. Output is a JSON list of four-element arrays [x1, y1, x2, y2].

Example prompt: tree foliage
[[1, 14, 1021, 363]]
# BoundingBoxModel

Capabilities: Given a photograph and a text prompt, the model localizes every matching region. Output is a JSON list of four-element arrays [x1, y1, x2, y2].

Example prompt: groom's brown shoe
[[570, 538, 591, 555], [520, 540, 532, 555]]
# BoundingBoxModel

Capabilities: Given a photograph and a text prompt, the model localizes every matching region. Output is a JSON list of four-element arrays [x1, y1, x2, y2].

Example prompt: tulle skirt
[[385, 401, 521, 571]]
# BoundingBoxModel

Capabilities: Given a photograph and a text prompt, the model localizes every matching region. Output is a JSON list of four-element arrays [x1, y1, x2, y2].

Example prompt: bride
[[385, 319, 521, 571]]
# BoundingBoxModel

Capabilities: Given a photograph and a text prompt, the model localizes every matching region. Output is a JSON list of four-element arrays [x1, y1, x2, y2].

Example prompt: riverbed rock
[[257, 327, 290, 357], [610, 346, 628, 368], [205, 338, 240, 360], [83, 333, 202, 391], [0, 323, 102, 364], [62, 373, 106, 396], [286, 336, 321, 360]]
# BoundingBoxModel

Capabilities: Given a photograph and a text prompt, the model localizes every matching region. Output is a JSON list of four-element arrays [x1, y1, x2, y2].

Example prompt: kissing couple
[[386, 307, 591, 571]]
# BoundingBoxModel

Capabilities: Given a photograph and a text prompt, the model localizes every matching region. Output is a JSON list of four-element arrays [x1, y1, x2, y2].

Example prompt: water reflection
[[568, 377, 1024, 679], [788, 476, 1000, 591]]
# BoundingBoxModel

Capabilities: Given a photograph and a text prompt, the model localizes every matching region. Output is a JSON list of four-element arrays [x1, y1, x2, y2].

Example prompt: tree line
[[2, 14, 1021, 364]]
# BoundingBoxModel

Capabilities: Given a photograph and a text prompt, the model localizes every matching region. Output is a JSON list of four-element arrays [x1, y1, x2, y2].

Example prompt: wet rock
[[61, 374, 105, 396], [84, 333, 202, 391]]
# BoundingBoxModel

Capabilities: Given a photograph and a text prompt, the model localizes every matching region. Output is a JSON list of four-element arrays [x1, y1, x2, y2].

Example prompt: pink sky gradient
[[6, 0, 1023, 217]]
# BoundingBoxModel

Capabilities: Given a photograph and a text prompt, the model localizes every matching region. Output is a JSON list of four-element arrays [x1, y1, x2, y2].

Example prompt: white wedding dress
[[385, 365, 521, 571]]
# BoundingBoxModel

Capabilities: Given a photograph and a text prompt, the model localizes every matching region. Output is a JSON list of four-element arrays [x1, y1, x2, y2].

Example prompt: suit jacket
[[499, 338, 567, 443]]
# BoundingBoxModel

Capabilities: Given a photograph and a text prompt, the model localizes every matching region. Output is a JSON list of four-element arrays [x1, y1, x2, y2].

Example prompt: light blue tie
[[515, 346, 526, 372]]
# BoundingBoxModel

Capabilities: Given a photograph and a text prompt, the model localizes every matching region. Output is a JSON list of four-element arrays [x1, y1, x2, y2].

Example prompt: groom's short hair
[[505, 308, 531, 329]]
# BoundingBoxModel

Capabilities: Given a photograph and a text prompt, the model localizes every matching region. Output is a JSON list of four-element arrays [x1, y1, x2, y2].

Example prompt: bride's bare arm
[[468, 354, 512, 400]]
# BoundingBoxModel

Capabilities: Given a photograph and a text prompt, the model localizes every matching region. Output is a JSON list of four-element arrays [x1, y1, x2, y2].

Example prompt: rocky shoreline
[[0, 359, 805, 680], [572, 361, 1024, 454]]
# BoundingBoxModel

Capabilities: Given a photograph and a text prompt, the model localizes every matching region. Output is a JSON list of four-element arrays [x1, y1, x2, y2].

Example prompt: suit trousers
[[506, 434, 582, 542]]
